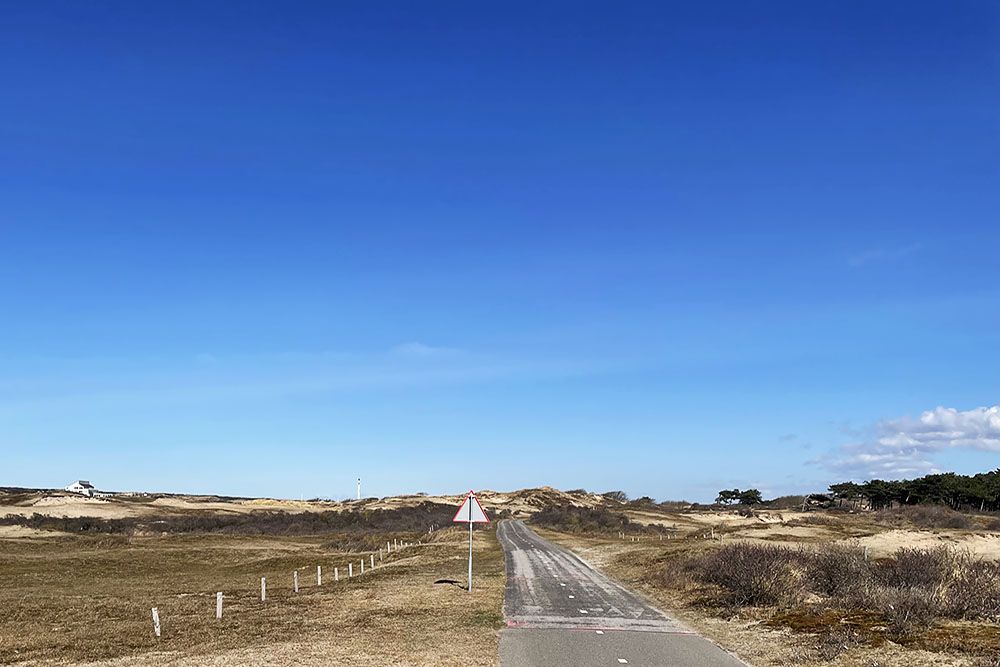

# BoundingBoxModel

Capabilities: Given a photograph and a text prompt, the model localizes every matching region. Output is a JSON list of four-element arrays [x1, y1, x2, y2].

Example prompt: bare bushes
[[879, 587, 940, 635], [806, 544, 874, 602], [877, 547, 954, 590], [940, 555, 1000, 621], [692, 543, 806, 607], [878, 505, 973, 529], [684, 543, 1000, 635], [529, 505, 669, 535], [0, 502, 456, 536]]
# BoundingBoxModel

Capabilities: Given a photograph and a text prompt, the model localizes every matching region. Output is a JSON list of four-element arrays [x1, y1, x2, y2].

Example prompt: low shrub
[[806, 544, 875, 602], [657, 500, 691, 511], [943, 555, 1000, 621], [878, 505, 973, 530], [691, 543, 806, 607], [879, 586, 940, 635], [0, 502, 456, 537], [876, 547, 954, 591], [680, 542, 1000, 637], [767, 495, 807, 510], [529, 505, 670, 535], [815, 625, 863, 661]]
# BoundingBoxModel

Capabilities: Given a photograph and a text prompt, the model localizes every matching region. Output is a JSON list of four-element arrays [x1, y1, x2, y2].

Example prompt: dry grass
[[0, 525, 503, 666]]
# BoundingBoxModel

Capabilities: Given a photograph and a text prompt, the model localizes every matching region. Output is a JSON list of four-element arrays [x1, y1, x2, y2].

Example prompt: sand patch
[[841, 529, 1000, 560], [0, 525, 59, 538]]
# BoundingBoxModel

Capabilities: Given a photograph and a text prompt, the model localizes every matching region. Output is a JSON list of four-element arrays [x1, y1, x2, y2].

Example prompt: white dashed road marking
[[617, 660, 628, 664]]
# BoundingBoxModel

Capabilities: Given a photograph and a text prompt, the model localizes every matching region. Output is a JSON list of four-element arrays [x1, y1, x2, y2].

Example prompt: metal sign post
[[468, 504, 473, 591], [452, 490, 490, 592]]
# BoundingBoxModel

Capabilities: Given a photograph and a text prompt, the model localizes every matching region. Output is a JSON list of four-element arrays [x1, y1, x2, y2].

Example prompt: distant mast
[[356, 478, 361, 500]]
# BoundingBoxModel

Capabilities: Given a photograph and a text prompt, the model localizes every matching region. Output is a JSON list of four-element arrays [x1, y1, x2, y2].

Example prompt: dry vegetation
[[0, 501, 458, 536], [0, 520, 503, 666], [5, 485, 999, 666], [691, 543, 998, 632], [534, 504, 1000, 666], [530, 504, 672, 535]]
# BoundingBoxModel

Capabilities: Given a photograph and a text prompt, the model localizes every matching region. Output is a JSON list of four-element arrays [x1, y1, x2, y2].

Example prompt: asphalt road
[[497, 520, 746, 667]]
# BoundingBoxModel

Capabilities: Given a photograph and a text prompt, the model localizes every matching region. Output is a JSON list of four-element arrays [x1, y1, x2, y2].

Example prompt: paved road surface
[[497, 520, 746, 667]]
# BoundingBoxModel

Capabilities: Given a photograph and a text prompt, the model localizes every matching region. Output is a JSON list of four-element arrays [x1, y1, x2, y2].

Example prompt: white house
[[65, 480, 96, 497]]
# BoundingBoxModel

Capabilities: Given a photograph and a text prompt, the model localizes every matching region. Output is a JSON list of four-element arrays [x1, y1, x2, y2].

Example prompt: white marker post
[[370, 554, 375, 569], [452, 490, 491, 592], [317, 565, 322, 586], [261, 577, 267, 601], [151, 607, 161, 637], [216, 592, 223, 619], [294, 570, 299, 593], [349, 563, 353, 578]]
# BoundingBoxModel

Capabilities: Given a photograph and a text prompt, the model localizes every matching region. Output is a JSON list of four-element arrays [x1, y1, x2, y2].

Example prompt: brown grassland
[[4, 487, 999, 666], [0, 524, 504, 666]]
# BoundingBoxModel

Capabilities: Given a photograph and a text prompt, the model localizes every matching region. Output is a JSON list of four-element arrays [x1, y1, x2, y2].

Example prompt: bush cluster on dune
[[685, 543, 1000, 635], [0, 502, 456, 536], [530, 504, 671, 535]]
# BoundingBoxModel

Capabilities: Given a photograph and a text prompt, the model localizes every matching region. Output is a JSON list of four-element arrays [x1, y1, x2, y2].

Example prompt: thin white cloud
[[848, 242, 922, 267], [0, 352, 606, 416], [818, 405, 1000, 479], [389, 342, 463, 358]]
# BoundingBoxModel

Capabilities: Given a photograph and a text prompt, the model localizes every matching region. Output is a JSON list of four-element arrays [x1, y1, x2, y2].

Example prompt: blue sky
[[2, 1, 998, 501]]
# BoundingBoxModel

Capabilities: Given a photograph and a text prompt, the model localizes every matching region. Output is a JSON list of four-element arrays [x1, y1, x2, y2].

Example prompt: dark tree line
[[829, 469, 1000, 512]]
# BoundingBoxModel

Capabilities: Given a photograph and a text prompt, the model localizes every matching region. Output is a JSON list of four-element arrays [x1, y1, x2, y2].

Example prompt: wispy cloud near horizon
[[389, 342, 464, 358], [848, 242, 922, 267], [0, 346, 612, 417]]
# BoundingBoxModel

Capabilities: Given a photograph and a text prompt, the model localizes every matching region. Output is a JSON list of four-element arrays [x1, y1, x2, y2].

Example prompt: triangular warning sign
[[452, 491, 490, 523]]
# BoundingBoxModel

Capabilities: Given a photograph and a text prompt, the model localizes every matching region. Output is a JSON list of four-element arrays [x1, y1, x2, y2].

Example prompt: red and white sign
[[453, 490, 490, 524]]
